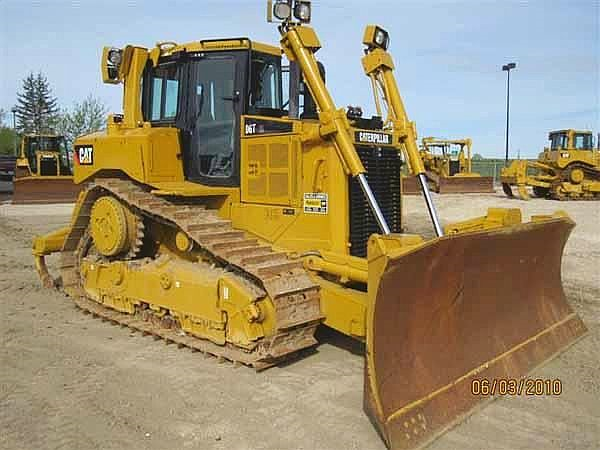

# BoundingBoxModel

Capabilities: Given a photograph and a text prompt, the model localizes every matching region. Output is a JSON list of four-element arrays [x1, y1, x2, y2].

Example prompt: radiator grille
[[40, 157, 58, 176], [349, 146, 402, 257]]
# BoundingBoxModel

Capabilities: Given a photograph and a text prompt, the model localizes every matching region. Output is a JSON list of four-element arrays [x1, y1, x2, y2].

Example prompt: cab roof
[[549, 129, 592, 135], [157, 38, 281, 57]]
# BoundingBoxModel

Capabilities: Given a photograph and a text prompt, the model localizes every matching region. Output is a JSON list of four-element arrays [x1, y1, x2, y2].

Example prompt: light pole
[[10, 107, 18, 156], [502, 62, 516, 165]]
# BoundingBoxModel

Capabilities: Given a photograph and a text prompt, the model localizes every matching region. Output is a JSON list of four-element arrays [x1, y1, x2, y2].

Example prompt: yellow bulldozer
[[402, 137, 494, 194], [32, 2, 586, 449], [13, 133, 81, 203], [501, 129, 600, 200]]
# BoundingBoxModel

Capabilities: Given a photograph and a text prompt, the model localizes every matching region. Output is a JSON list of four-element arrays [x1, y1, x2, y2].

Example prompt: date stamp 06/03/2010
[[471, 378, 563, 396]]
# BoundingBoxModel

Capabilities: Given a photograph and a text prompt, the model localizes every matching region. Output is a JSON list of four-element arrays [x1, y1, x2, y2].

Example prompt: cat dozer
[[501, 129, 600, 200], [13, 134, 81, 204], [32, 3, 586, 449], [402, 137, 494, 194]]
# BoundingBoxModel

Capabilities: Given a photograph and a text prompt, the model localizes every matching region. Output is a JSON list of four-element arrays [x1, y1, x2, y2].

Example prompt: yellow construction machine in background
[[32, 2, 586, 449], [402, 137, 494, 194], [501, 129, 600, 200], [13, 134, 81, 203]]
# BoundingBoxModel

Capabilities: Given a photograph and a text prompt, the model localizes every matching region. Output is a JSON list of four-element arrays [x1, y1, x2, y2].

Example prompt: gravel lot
[[1, 189, 598, 450]]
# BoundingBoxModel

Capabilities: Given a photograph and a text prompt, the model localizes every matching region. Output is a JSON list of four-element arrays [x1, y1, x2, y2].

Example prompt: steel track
[[57, 178, 322, 369]]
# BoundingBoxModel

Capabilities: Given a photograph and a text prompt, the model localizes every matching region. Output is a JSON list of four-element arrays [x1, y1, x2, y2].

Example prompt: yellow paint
[[14, 134, 74, 180], [501, 129, 599, 199], [32, 20, 571, 352], [81, 256, 272, 349], [420, 137, 481, 178], [444, 208, 522, 235], [315, 275, 368, 338], [89, 196, 138, 256], [74, 127, 184, 185], [361, 47, 425, 175]]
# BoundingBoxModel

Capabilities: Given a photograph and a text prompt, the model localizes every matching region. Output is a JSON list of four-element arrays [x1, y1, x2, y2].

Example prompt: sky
[[0, 0, 598, 157]]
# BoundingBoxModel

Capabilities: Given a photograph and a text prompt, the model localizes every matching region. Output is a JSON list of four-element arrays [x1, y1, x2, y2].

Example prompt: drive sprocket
[[89, 195, 144, 259]]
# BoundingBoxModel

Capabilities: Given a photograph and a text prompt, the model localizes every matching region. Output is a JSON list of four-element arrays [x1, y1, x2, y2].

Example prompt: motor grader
[[402, 137, 494, 194], [32, 2, 586, 449], [501, 129, 600, 200], [13, 133, 81, 203]]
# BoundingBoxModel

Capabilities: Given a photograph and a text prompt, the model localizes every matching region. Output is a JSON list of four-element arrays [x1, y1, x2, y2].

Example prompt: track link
[[72, 296, 281, 370], [57, 178, 322, 369]]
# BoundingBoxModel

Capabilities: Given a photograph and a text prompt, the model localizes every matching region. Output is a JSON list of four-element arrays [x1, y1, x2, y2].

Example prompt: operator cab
[[140, 39, 328, 189], [140, 41, 284, 186], [548, 130, 594, 151]]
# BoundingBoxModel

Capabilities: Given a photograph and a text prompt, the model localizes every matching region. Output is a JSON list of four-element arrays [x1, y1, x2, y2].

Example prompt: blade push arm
[[361, 28, 444, 236]]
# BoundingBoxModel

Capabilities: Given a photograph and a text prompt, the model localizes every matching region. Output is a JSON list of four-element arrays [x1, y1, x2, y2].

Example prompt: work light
[[102, 47, 123, 83], [363, 25, 390, 51], [108, 48, 122, 66], [374, 29, 388, 48], [273, 0, 292, 20], [293, 1, 311, 22]]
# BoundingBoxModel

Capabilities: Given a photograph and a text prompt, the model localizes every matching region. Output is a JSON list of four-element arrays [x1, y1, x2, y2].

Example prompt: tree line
[[0, 72, 108, 155]]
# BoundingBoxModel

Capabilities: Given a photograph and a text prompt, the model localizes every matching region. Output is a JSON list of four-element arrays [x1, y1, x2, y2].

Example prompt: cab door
[[183, 54, 245, 187]]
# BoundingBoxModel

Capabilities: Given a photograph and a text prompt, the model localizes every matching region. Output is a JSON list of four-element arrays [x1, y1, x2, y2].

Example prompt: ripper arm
[[361, 39, 444, 236]]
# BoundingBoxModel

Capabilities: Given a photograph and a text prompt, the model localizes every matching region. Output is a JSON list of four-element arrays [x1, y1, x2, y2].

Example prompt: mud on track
[[1, 191, 599, 450]]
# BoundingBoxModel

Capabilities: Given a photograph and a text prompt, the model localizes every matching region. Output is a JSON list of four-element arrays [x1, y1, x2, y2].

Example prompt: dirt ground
[[1, 189, 598, 450]]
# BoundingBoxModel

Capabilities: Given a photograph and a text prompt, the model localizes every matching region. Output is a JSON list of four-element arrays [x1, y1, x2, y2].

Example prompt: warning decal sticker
[[303, 193, 328, 214]]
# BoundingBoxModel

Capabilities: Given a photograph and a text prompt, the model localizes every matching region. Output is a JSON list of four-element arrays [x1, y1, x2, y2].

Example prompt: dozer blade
[[12, 177, 81, 204], [364, 217, 587, 449], [437, 176, 494, 194], [402, 175, 421, 195]]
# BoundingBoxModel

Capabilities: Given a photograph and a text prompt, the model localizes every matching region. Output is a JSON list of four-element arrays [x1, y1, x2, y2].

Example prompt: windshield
[[549, 133, 568, 150], [425, 144, 445, 156], [26, 136, 62, 154], [249, 52, 282, 112], [573, 133, 592, 150]]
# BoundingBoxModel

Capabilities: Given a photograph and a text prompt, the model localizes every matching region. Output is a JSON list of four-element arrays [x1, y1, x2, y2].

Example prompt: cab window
[[249, 53, 283, 114], [146, 64, 179, 122], [550, 133, 568, 150], [573, 134, 592, 149]]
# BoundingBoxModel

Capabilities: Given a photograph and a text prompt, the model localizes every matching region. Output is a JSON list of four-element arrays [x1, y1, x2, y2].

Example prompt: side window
[[151, 77, 163, 120], [249, 54, 282, 111], [573, 134, 591, 150], [165, 79, 179, 118], [147, 64, 179, 122]]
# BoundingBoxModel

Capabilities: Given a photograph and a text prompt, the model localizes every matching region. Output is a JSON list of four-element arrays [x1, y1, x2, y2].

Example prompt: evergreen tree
[[14, 72, 59, 134]]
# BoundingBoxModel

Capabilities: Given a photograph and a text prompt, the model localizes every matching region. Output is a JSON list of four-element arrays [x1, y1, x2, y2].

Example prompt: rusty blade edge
[[400, 330, 587, 450], [381, 314, 587, 450], [384, 312, 582, 425]]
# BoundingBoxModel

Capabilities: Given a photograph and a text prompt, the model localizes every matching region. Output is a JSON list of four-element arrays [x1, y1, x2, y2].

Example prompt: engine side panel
[[73, 127, 184, 186]]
